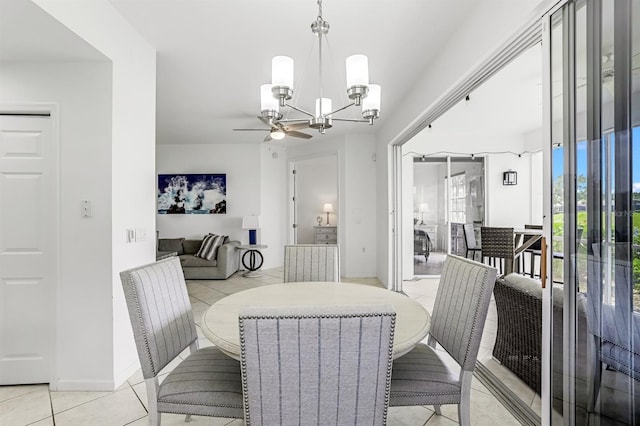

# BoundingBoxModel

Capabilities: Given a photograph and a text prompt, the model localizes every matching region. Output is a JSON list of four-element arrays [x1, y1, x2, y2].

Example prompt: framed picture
[[157, 174, 226, 214]]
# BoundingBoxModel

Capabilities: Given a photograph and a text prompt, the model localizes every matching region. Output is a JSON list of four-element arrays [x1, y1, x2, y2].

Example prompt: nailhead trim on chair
[[239, 309, 395, 425]]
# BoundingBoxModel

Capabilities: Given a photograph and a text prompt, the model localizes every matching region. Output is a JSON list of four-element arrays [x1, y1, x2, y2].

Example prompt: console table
[[314, 225, 337, 244]]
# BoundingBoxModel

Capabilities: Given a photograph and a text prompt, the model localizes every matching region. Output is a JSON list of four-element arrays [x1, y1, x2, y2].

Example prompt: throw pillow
[[158, 238, 185, 255], [195, 233, 227, 261]]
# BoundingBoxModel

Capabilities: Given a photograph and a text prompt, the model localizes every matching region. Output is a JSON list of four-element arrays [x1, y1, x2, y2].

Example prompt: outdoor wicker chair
[[480, 226, 515, 275]]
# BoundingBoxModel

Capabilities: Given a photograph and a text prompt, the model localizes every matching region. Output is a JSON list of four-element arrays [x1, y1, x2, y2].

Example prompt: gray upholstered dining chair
[[239, 304, 396, 426], [389, 255, 497, 426], [120, 257, 243, 425], [283, 243, 340, 282]]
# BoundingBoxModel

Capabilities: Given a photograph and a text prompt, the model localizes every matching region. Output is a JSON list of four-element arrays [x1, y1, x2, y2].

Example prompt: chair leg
[[433, 405, 442, 415], [145, 377, 161, 426], [185, 414, 192, 422], [458, 371, 473, 426]]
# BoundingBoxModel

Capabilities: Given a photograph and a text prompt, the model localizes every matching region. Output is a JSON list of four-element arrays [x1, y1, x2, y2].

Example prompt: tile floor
[[0, 267, 532, 426]]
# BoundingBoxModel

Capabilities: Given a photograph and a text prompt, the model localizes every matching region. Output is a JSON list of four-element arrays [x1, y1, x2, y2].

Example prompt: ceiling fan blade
[[233, 128, 269, 131], [264, 134, 272, 142], [283, 122, 310, 131], [286, 130, 313, 139]]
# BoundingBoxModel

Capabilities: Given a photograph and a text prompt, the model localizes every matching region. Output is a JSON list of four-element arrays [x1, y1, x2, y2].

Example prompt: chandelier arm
[[278, 118, 311, 123], [330, 118, 370, 123], [284, 103, 315, 117], [325, 102, 356, 117]]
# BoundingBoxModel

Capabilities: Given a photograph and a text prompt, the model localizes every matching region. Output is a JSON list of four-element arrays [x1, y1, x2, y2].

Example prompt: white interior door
[[0, 113, 55, 384]]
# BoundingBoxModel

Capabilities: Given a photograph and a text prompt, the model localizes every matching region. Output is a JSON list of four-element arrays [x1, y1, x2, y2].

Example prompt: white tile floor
[[0, 267, 533, 426]]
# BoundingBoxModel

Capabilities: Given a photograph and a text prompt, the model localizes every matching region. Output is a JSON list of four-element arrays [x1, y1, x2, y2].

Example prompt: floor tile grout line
[[47, 385, 135, 418], [0, 385, 45, 404]]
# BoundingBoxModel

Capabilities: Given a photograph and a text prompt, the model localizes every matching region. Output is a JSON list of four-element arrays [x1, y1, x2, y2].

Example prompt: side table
[[238, 244, 267, 277]]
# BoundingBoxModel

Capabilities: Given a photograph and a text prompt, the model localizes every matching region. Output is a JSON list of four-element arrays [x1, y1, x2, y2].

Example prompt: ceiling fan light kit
[[257, 0, 381, 138]]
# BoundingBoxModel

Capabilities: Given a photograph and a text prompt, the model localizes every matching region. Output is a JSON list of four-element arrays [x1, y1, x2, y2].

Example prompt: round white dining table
[[201, 281, 431, 360]]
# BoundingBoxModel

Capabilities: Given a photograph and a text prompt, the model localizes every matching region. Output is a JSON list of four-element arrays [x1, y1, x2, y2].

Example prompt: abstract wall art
[[158, 174, 226, 214]]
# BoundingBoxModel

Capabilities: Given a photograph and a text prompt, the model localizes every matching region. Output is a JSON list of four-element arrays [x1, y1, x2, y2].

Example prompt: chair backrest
[[430, 255, 497, 371], [283, 244, 340, 282], [120, 257, 198, 379], [524, 224, 543, 250], [463, 223, 478, 249], [239, 305, 395, 426], [480, 226, 514, 259]]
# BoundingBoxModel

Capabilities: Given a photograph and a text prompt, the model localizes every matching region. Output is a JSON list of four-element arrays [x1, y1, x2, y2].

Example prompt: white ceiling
[[1, 0, 549, 147], [107, 0, 485, 145], [0, 1, 106, 62]]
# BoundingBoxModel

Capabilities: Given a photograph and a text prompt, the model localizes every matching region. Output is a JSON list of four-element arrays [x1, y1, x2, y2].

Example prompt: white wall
[[260, 144, 288, 268], [374, 0, 551, 286], [343, 133, 377, 277], [0, 60, 115, 389], [32, 0, 156, 390], [485, 153, 534, 226]]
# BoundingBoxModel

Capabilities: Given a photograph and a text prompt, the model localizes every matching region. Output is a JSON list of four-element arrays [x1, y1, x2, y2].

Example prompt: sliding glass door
[[546, 0, 639, 423]]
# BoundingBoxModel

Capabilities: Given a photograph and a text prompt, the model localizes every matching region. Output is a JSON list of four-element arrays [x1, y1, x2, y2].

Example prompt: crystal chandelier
[[259, 0, 381, 136]]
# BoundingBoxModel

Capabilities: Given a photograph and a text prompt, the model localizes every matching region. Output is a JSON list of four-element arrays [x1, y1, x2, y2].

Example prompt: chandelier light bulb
[[362, 84, 381, 111], [272, 56, 294, 88], [260, 84, 279, 112], [362, 84, 381, 124], [315, 97, 332, 118], [346, 54, 369, 87]]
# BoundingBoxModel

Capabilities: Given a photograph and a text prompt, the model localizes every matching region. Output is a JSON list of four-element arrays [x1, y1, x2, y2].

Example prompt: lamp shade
[[242, 215, 261, 229], [362, 84, 381, 111], [418, 203, 429, 213], [322, 203, 334, 213], [272, 56, 294, 88], [260, 84, 279, 112], [346, 54, 369, 87], [315, 97, 332, 118]]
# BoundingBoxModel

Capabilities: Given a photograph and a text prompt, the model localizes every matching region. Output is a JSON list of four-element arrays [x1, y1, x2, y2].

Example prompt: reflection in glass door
[[412, 156, 485, 276], [546, 0, 639, 423]]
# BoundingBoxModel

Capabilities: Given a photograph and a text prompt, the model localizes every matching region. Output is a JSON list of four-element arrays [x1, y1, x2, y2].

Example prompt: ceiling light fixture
[[259, 0, 381, 135], [270, 129, 286, 140]]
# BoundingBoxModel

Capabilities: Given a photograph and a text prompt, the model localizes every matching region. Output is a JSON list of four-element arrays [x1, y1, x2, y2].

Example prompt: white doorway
[[290, 154, 338, 244], [0, 111, 57, 384]]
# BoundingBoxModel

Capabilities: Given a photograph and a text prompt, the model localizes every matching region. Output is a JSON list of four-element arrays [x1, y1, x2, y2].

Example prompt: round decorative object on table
[[238, 244, 267, 277]]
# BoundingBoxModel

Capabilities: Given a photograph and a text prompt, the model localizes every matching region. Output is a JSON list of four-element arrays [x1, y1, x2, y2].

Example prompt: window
[[450, 173, 466, 223]]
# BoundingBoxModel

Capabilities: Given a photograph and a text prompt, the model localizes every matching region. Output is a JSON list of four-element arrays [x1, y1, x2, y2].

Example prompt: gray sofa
[[157, 237, 240, 279]]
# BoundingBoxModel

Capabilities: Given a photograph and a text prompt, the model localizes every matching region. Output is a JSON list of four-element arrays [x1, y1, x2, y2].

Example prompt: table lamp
[[242, 215, 261, 245], [323, 203, 334, 225], [418, 203, 429, 225]]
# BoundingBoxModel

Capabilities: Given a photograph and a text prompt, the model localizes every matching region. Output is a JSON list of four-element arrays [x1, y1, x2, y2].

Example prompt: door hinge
[[293, 224, 298, 228], [292, 169, 297, 174]]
